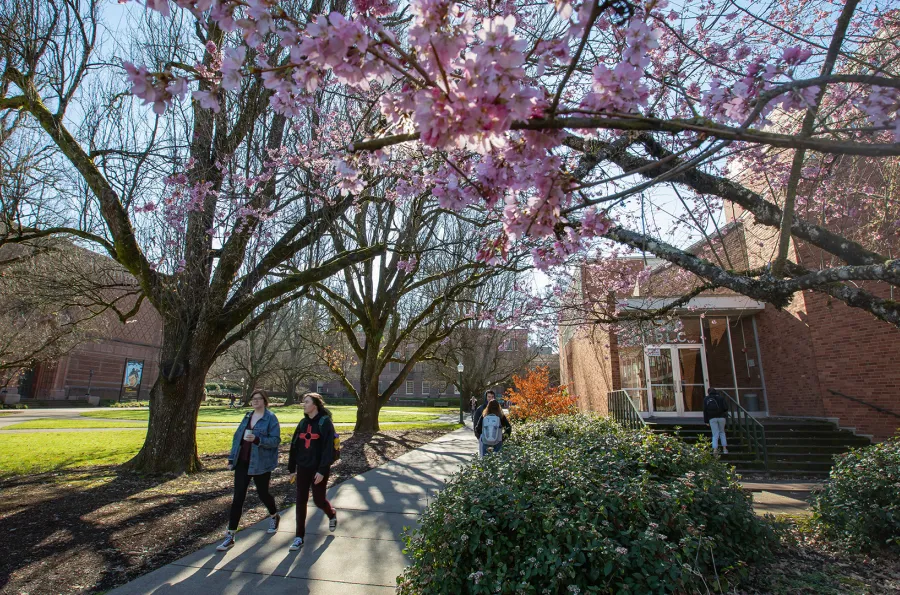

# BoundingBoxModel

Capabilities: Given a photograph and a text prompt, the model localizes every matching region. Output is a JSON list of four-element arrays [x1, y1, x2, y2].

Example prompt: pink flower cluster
[[124, 62, 188, 115], [581, 17, 660, 114], [396, 257, 418, 273]]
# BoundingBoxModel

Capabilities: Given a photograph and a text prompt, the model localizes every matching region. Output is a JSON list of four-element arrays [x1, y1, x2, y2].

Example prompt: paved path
[[106, 425, 479, 594], [744, 480, 822, 517]]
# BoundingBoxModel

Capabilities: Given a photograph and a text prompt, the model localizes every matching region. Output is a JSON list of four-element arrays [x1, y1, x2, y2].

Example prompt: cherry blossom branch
[[349, 115, 900, 156]]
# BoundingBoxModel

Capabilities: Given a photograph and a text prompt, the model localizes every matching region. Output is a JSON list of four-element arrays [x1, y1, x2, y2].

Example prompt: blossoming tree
[[104, 0, 900, 326], [0, 0, 383, 472]]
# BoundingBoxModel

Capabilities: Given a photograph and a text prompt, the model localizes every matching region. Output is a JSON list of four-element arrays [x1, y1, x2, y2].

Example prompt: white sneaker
[[722, 448, 730, 454], [329, 515, 338, 532], [216, 532, 235, 551], [267, 514, 280, 534], [289, 537, 303, 551]]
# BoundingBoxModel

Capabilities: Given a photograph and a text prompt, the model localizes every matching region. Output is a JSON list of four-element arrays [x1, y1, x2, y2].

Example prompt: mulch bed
[[738, 522, 900, 594], [0, 429, 452, 595]]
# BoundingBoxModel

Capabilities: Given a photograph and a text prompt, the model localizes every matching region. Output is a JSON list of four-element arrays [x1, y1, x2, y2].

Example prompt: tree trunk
[[283, 380, 297, 406], [125, 359, 210, 474], [354, 381, 382, 432]]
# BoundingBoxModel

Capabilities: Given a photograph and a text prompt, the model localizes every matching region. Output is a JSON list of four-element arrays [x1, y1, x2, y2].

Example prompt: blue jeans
[[709, 417, 727, 450], [479, 440, 503, 457]]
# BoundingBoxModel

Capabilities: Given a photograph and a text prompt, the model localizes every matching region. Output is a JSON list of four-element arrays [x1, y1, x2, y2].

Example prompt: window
[[509, 339, 517, 351], [454, 384, 460, 395], [406, 380, 415, 395], [316, 380, 324, 392], [422, 381, 431, 394]]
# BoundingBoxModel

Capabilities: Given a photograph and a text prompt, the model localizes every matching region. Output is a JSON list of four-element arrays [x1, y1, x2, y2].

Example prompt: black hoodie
[[288, 414, 335, 474]]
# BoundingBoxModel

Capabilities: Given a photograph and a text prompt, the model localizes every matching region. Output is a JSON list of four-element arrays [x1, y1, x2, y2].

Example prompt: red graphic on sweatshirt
[[297, 428, 320, 448]]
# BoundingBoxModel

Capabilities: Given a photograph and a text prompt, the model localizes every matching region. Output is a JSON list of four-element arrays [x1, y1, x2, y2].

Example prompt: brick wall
[[561, 324, 616, 416], [34, 296, 163, 401], [728, 206, 900, 439]]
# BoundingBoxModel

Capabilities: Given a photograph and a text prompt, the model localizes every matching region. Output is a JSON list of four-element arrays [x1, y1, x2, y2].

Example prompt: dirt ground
[[0, 429, 452, 595], [738, 521, 900, 595]]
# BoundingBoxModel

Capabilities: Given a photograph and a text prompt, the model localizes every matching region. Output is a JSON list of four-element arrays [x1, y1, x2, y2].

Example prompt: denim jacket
[[228, 409, 281, 475]]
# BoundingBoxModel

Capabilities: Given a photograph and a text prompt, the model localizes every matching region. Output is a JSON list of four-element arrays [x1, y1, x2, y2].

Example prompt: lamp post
[[457, 362, 464, 424]]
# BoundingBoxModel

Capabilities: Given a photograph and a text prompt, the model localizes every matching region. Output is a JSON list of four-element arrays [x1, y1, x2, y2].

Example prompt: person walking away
[[229, 392, 237, 409], [217, 390, 281, 551], [703, 388, 729, 454], [472, 390, 496, 431], [475, 400, 512, 457], [469, 395, 477, 415], [287, 392, 338, 551]]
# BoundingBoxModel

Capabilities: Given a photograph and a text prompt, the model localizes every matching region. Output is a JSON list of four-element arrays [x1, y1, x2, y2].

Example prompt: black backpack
[[704, 394, 725, 417]]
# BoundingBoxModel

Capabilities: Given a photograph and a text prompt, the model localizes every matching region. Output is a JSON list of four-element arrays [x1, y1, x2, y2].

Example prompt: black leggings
[[228, 460, 278, 531]]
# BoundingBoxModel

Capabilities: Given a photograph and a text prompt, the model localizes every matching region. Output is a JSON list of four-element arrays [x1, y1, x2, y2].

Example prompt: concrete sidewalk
[[744, 480, 823, 517], [106, 426, 478, 595]]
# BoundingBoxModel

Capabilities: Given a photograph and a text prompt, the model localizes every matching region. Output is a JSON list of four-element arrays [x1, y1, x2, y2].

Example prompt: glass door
[[645, 348, 677, 413], [645, 345, 709, 415], [676, 346, 708, 414]]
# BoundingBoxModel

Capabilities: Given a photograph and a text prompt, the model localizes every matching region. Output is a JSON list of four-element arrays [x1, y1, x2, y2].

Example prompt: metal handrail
[[829, 389, 900, 419], [608, 389, 647, 431], [718, 389, 769, 472]]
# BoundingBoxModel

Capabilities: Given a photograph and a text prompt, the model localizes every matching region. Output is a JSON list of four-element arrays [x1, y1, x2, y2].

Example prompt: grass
[[2, 419, 150, 430], [82, 405, 443, 424], [0, 423, 463, 477]]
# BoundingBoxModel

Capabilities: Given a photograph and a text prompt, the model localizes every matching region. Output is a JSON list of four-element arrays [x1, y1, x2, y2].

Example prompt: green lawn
[[0, 423, 462, 477], [83, 405, 443, 424], [2, 419, 149, 430]]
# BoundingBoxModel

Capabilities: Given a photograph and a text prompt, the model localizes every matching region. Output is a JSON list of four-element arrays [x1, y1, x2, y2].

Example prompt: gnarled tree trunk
[[125, 356, 212, 474]]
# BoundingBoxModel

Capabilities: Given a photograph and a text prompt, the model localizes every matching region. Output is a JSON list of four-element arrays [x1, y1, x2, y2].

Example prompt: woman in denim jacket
[[216, 390, 281, 551]]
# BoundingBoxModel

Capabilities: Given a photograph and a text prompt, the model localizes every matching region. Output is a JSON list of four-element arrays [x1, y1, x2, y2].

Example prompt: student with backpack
[[703, 387, 729, 454], [217, 390, 281, 551], [474, 399, 512, 457], [472, 390, 496, 431], [287, 392, 339, 551]]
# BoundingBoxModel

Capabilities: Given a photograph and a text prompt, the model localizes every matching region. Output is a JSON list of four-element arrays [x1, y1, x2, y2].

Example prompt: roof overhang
[[622, 295, 766, 315]]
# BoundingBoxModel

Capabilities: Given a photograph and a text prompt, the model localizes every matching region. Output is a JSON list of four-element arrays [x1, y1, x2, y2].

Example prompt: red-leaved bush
[[505, 366, 576, 422]]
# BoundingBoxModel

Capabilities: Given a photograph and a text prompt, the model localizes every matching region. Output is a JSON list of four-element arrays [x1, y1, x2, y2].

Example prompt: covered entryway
[[617, 296, 769, 418]]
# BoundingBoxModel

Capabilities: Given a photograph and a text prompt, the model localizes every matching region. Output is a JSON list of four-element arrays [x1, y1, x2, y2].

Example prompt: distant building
[[12, 296, 162, 402]]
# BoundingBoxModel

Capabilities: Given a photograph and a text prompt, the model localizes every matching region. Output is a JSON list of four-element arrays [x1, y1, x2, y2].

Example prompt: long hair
[[303, 392, 333, 419], [486, 400, 503, 417], [250, 389, 270, 407]]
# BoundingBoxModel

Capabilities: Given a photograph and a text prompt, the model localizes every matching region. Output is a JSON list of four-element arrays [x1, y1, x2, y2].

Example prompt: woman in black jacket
[[287, 392, 337, 551]]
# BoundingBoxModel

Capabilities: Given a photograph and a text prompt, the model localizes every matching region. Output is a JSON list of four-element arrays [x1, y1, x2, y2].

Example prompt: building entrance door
[[644, 345, 709, 416]]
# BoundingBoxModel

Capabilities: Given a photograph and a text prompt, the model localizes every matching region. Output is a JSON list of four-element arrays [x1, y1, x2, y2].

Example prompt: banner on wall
[[121, 360, 144, 400]]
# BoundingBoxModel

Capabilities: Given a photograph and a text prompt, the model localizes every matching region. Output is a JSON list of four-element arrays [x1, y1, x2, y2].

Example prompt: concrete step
[[647, 416, 869, 477]]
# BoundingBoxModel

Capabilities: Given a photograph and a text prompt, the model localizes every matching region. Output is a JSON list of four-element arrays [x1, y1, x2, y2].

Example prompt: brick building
[[11, 295, 163, 403], [560, 211, 900, 441]]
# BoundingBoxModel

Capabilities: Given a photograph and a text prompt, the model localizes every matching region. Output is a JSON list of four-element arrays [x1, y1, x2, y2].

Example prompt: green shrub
[[107, 400, 150, 408], [398, 415, 774, 595], [811, 436, 900, 552]]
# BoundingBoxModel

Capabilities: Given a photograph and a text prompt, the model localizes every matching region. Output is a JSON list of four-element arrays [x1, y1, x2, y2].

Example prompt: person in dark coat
[[472, 390, 496, 431], [286, 392, 338, 551], [703, 388, 729, 454]]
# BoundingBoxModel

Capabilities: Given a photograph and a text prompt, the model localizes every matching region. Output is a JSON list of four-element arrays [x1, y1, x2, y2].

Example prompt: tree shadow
[[0, 452, 297, 595]]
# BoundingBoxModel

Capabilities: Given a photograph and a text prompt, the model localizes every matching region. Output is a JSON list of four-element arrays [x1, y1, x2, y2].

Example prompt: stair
[[646, 417, 871, 477]]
